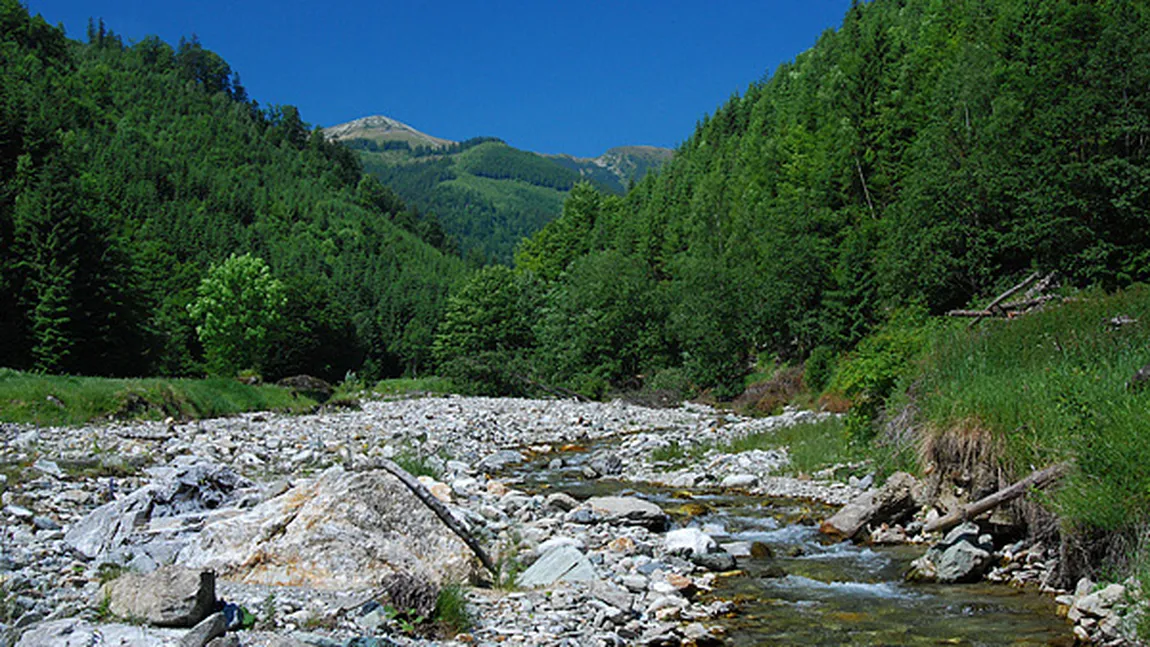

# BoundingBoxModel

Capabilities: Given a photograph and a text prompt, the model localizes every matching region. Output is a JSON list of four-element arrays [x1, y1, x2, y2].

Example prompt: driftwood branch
[[946, 296, 1060, 318], [968, 272, 1040, 328], [359, 458, 497, 577], [923, 462, 1070, 535], [947, 273, 1062, 324]]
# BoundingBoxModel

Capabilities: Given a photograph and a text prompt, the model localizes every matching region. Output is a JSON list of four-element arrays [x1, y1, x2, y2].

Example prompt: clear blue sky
[[27, 1, 853, 158]]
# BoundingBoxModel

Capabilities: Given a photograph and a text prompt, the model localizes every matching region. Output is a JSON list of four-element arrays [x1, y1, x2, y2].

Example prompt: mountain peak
[[324, 115, 455, 150]]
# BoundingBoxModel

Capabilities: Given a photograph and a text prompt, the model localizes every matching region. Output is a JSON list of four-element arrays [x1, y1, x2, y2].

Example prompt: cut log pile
[[948, 272, 1061, 325]]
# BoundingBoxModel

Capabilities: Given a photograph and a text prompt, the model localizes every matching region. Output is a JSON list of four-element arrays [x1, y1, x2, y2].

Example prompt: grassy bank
[[913, 287, 1150, 534], [0, 369, 317, 426]]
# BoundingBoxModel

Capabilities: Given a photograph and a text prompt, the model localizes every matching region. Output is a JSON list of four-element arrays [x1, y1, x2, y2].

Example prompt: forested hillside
[[343, 131, 672, 264], [437, 0, 1150, 397], [0, 2, 465, 381]]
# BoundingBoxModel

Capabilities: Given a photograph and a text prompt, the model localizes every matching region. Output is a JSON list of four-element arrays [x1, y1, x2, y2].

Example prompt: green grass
[[433, 584, 472, 634], [393, 451, 442, 479], [650, 417, 863, 477], [371, 377, 456, 397], [914, 285, 1150, 532], [0, 369, 316, 426]]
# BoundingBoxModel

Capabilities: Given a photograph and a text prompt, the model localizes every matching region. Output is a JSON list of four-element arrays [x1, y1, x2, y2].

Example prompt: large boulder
[[584, 496, 669, 531], [275, 375, 333, 402], [65, 458, 251, 560], [15, 619, 182, 647], [178, 466, 479, 589], [908, 522, 995, 584], [819, 471, 921, 541], [102, 566, 216, 627]]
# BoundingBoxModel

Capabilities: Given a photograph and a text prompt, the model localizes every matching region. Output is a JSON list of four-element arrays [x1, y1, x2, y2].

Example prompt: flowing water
[[504, 443, 1073, 646]]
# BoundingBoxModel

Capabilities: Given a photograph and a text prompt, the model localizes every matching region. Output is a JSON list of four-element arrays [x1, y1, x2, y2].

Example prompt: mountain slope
[[327, 116, 672, 263], [547, 146, 675, 194], [0, 5, 465, 380]]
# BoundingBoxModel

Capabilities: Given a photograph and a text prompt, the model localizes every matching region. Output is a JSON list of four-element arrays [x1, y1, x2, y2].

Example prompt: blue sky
[[27, 1, 853, 158]]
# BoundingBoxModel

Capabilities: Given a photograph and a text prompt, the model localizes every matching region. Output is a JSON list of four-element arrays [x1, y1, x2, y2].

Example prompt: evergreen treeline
[[0, 2, 465, 381], [436, 0, 1150, 397]]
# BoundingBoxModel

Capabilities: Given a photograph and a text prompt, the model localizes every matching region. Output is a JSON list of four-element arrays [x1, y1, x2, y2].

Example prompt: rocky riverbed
[[0, 396, 864, 647]]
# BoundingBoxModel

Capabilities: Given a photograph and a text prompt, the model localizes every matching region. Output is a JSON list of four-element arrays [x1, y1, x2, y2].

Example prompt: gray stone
[[664, 528, 716, 556], [934, 541, 993, 583], [476, 450, 525, 472], [719, 474, 758, 489], [178, 466, 479, 589], [102, 566, 216, 627], [31, 516, 60, 531], [5, 504, 33, 520], [586, 496, 669, 531], [590, 580, 634, 611], [621, 574, 649, 592], [690, 551, 737, 572], [32, 459, 63, 478], [179, 611, 226, 647], [66, 460, 250, 560], [15, 619, 181, 646], [545, 492, 580, 512], [516, 545, 599, 588]]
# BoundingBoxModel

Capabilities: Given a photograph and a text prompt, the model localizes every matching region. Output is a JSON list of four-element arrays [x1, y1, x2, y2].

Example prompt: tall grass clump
[[915, 285, 1150, 536]]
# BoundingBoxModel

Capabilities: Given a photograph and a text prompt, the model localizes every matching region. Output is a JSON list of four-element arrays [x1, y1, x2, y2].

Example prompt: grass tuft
[[434, 583, 472, 634]]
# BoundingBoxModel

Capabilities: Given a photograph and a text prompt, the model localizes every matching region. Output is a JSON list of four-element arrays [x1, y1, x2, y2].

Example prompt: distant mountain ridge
[[547, 146, 675, 193], [324, 115, 455, 150], [325, 115, 673, 263]]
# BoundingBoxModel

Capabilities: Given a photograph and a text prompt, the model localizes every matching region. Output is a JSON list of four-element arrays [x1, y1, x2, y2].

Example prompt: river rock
[[545, 492, 580, 512], [585, 496, 669, 531], [65, 458, 250, 560], [102, 566, 216, 627], [908, 522, 994, 584], [819, 471, 921, 541], [178, 466, 479, 589], [720, 474, 758, 489], [476, 450, 525, 472], [15, 619, 182, 646], [516, 545, 598, 587], [690, 551, 737, 572], [588, 455, 623, 476], [665, 528, 717, 556], [178, 612, 226, 647]]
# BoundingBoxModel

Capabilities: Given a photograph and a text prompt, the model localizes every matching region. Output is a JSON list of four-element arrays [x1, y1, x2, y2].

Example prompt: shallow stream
[[504, 443, 1073, 646]]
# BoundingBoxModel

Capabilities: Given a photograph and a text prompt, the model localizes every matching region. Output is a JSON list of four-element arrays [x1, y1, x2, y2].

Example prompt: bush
[[804, 345, 836, 393], [830, 307, 938, 440]]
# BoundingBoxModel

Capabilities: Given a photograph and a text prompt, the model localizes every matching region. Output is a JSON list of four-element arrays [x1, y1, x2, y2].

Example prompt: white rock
[[665, 527, 717, 556]]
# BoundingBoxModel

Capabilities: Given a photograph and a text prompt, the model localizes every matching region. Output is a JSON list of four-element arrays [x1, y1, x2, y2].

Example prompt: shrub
[[804, 345, 836, 393], [830, 307, 937, 440]]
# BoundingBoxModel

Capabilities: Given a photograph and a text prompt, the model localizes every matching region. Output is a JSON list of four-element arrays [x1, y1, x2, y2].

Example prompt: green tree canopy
[[188, 253, 286, 376]]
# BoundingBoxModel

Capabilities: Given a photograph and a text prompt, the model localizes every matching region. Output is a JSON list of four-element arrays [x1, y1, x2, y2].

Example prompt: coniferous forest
[[436, 0, 1150, 398], [0, 1, 465, 382], [3, 0, 1150, 400]]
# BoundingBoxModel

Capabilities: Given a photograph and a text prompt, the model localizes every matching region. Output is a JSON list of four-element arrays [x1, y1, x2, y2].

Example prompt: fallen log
[[358, 458, 498, 577], [969, 272, 1040, 327], [923, 462, 1071, 535]]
